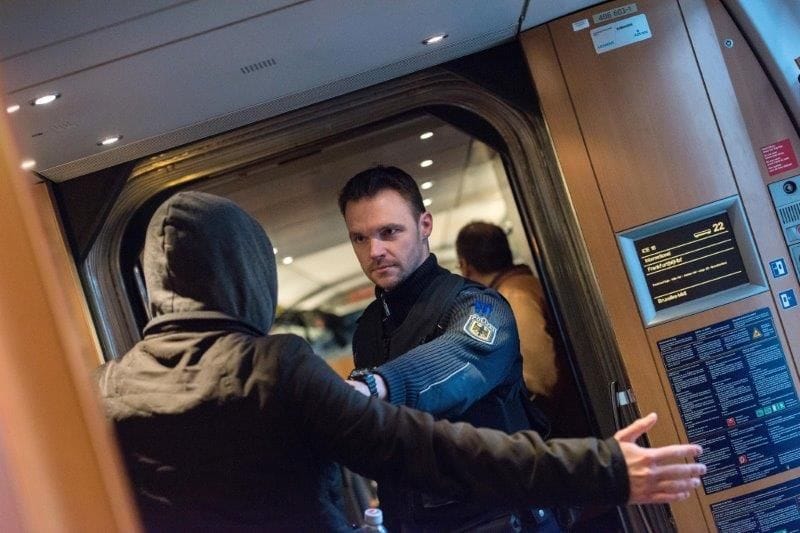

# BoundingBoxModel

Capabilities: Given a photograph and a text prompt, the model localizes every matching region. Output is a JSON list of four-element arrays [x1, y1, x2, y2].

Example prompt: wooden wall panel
[[520, 25, 707, 529], [0, 94, 140, 530], [547, 0, 736, 231], [706, 1, 800, 186], [0, 430, 23, 532], [679, 0, 800, 394], [523, 0, 800, 530], [28, 181, 105, 367]]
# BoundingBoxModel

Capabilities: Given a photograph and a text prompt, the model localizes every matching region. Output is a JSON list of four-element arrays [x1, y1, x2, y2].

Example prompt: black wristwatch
[[348, 368, 379, 397]]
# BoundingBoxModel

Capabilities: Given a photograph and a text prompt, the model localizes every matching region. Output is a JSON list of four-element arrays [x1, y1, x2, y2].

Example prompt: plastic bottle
[[356, 507, 388, 532]]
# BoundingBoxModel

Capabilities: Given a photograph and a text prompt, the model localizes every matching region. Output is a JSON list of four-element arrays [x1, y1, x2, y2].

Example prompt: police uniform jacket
[[354, 255, 531, 429], [353, 255, 555, 528]]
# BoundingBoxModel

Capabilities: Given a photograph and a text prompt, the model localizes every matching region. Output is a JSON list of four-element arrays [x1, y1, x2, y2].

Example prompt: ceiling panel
[[1, 0, 525, 180], [0, 0, 185, 59], [1, 1, 300, 90]]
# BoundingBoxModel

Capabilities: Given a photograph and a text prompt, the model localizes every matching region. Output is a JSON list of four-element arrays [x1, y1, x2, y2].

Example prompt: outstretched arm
[[614, 413, 706, 504], [344, 345, 705, 505], [280, 336, 631, 507]]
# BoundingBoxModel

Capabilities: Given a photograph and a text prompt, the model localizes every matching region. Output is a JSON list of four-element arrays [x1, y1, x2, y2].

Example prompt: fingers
[[627, 467, 705, 505], [629, 479, 702, 504], [614, 412, 657, 443], [652, 477, 702, 494], [649, 462, 707, 481], [648, 443, 704, 462], [621, 438, 708, 505], [636, 491, 692, 504], [615, 412, 709, 505]]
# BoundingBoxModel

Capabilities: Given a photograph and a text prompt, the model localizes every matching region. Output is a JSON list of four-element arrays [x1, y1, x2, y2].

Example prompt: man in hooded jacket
[[96, 191, 705, 531]]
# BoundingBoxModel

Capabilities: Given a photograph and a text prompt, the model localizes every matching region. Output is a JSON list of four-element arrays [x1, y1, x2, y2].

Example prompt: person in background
[[456, 221, 587, 438], [338, 166, 703, 531], [96, 191, 705, 531]]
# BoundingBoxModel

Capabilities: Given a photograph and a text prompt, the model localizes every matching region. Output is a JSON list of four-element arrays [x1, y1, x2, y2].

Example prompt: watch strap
[[349, 368, 379, 397]]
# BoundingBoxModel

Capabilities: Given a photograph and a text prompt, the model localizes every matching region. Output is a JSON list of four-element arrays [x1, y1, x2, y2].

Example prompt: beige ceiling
[[0, 0, 601, 182]]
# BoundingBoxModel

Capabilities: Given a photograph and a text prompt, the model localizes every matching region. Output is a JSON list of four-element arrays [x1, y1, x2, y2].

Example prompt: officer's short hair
[[338, 166, 425, 218], [456, 222, 514, 274]]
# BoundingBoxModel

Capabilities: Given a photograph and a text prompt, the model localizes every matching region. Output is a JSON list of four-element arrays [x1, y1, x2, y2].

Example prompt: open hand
[[614, 413, 706, 504]]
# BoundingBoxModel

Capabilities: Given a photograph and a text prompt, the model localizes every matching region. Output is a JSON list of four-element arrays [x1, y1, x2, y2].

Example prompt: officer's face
[[344, 189, 432, 291]]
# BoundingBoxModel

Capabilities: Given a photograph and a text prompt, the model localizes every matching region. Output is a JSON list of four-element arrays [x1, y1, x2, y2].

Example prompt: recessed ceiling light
[[273, 247, 278, 255], [423, 198, 433, 207], [20, 159, 36, 170], [282, 256, 294, 265], [31, 93, 60, 106], [420, 159, 433, 168], [97, 135, 122, 146], [420, 181, 434, 190], [6, 104, 20, 114], [422, 34, 448, 45], [419, 131, 434, 140]]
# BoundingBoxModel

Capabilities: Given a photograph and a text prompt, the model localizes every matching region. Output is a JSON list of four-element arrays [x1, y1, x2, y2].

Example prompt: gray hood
[[142, 191, 276, 336]]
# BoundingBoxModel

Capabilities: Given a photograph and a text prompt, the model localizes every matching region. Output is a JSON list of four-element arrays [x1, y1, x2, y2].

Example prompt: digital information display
[[657, 308, 800, 494], [712, 477, 800, 532], [635, 212, 749, 311]]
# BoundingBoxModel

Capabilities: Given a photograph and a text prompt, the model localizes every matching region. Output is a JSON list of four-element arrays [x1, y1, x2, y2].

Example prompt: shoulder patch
[[473, 300, 493, 315], [463, 313, 497, 345]]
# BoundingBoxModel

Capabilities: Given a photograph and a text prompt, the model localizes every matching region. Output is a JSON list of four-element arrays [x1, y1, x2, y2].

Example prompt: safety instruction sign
[[712, 477, 800, 532], [657, 308, 800, 494], [761, 139, 799, 177]]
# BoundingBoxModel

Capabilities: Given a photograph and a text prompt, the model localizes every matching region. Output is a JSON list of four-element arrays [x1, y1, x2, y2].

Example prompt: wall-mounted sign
[[572, 19, 590, 32], [712, 476, 800, 532], [769, 258, 789, 278], [779, 289, 798, 309], [592, 3, 638, 24], [590, 13, 651, 55], [658, 308, 800, 494], [761, 139, 799, 177]]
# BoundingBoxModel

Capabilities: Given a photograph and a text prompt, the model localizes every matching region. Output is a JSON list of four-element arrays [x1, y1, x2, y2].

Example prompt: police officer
[[339, 166, 557, 531]]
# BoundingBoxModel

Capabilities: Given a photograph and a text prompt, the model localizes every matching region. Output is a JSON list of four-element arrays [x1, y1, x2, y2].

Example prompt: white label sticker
[[572, 18, 590, 31], [593, 3, 638, 24], [590, 13, 652, 55]]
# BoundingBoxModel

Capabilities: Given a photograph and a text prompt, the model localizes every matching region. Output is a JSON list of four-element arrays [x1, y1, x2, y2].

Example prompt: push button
[[790, 244, 800, 279], [784, 224, 800, 243]]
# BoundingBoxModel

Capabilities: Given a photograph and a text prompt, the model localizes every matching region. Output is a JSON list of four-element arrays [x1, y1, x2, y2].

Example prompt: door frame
[[81, 67, 632, 438]]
